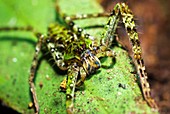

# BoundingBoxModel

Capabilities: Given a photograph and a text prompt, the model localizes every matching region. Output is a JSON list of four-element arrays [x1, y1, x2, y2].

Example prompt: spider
[[0, 2, 158, 114]]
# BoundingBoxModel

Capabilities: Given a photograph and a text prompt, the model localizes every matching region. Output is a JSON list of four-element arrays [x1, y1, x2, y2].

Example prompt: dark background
[[100, 0, 170, 114]]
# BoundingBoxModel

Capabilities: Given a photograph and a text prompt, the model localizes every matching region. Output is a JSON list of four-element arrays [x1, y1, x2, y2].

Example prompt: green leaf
[[0, 0, 159, 114]]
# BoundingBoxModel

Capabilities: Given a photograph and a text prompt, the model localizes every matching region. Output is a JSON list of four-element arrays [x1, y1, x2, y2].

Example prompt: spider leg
[[62, 13, 108, 48], [76, 46, 116, 87], [63, 13, 109, 21], [76, 56, 100, 87], [46, 24, 68, 71], [66, 63, 79, 114], [29, 33, 45, 114], [106, 3, 158, 110], [96, 45, 116, 68], [46, 40, 67, 70], [100, 7, 120, 48], [0, 26, 45, 113], [96, 45, 116, 58], [63, 14, 96, 42], [75, 67, 86, 87], [60, 77, 67, 91]]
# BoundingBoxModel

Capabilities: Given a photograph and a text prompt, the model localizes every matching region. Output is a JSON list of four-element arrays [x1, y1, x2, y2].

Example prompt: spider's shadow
[[0, 36, 36, 46]]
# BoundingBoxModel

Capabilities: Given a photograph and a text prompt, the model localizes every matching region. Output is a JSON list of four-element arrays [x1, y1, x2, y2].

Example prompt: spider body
[[46, 19, 116, 113], [46, 23, 101, 72], [0, 2, 158, 114]]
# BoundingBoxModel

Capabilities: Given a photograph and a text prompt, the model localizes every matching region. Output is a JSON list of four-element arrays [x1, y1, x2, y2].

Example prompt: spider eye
[[84, 34, 90, 38], [77, 28, 83, 32], [69, 21, 74, 28], [46, 38, 50, 43], [50, 47, 55, 53]]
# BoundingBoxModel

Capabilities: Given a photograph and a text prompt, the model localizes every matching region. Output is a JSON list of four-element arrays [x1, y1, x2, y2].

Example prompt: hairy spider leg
[[46, 24, 68, 71], [29, 33, 45, 114], [75, 49, 102, 87], [63, 13, 109, 21], [63, 12, 109, 46], [66, 63, 79, 114], [76, 46, 116, 86], [101, 8, 120, 48], [0, 26, 45, 113], [108, 3, 158, 110]]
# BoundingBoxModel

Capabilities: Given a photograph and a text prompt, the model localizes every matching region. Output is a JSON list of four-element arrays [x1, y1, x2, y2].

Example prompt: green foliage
[[0, 0, 158, 114]]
